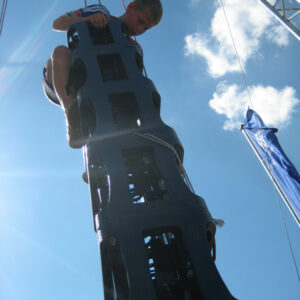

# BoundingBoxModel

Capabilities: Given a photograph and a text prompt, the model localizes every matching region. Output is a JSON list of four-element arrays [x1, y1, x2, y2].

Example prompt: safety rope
[[218, 0, 253, 109], [121, 0, 127, 11], [219, 0, 299, 280], [134, 132, 195, 194], [84, 1, 101, 8]]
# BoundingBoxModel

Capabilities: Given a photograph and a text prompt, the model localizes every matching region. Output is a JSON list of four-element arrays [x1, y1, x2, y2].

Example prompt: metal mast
[[260, 0, 300, 40]]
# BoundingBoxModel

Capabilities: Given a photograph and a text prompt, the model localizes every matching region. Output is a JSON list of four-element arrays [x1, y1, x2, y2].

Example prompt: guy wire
[[274, 185, 300, 282], [218, 0, 254, 109]]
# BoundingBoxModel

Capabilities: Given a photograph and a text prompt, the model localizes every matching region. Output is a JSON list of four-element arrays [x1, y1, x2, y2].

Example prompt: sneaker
[[65, 100, 83, 148]]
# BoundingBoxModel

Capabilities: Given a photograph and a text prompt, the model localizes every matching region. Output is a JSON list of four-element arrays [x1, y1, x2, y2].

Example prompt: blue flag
[[242, 108, 300, 226]]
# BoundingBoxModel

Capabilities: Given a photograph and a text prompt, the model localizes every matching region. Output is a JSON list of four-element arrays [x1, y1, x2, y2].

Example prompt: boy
[[42, 0, 162, 148]]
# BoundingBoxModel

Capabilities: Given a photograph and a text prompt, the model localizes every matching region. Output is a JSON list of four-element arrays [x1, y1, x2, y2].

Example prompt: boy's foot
[[65, 100, 83, 148], [82, 171, 88, 183]]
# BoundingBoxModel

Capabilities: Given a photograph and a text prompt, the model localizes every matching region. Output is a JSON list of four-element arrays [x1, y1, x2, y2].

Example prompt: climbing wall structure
[[66, 19, 236, 300]]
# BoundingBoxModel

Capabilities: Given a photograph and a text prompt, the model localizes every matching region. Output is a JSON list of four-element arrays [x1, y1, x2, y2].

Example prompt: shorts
[[42, 64, 61, 107]]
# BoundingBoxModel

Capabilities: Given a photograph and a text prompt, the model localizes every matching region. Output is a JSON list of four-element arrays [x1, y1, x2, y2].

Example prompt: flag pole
[[241, 125, 300, 227]]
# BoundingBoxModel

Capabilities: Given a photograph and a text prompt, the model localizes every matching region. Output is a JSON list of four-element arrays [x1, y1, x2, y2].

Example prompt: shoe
[[65, 100, 83, 148], [82, 171, 88, 183]]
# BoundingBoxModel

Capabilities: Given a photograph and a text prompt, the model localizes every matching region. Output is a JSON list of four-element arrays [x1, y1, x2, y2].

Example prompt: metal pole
[[281, 0, 286, 17]]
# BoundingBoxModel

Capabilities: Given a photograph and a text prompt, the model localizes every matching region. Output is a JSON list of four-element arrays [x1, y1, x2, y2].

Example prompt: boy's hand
[[88, 13, 108, 29]]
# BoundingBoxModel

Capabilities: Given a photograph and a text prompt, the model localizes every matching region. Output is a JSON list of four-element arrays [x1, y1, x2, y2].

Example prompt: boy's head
[[121, 0, 163, 36], [134, 0, 163, 26]]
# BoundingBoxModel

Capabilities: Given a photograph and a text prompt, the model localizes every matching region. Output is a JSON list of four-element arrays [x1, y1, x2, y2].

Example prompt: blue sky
[[0, 0, 299, 299]]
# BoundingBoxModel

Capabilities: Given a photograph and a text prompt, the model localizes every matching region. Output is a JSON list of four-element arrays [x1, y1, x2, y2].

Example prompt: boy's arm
[[53, 13, 108, 31]]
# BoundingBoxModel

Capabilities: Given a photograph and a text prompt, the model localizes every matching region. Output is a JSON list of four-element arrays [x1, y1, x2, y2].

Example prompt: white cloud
[[209, 83, 299, 130], [265, 23, 289, 46], [184, 0, 290, 78]]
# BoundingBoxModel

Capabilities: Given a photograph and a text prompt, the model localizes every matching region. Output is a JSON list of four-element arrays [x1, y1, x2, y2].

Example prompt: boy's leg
[[50, 45, 83, 148], [51, 45, 75, 109], [42, 59, 61, 106]]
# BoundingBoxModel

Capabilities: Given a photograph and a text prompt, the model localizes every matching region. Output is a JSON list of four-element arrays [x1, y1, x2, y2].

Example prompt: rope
[[218, 0, 254, 109], [134, 132, 195, 194], [121, 0, 127, 11], [0, 0, 8, 38], [84, 0, 101, 7]]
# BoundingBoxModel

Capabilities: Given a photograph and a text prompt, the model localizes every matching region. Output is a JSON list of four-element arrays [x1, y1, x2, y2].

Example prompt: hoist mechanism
[[259, 0, 300, 40], [66, 19, 236, 300]]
